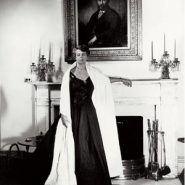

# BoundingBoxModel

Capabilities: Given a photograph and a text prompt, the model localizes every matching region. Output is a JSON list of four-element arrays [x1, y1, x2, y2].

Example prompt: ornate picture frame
[[64, 0, 142, 63]]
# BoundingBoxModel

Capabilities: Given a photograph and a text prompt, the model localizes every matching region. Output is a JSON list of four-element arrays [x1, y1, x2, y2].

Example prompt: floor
[[111, 178, 182, 185], [0, 153, 183, 185], [0, 172, 182, 185]]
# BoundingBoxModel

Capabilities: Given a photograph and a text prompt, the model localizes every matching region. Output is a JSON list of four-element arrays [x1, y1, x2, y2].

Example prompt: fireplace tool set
[[146, 105, 171, 181]]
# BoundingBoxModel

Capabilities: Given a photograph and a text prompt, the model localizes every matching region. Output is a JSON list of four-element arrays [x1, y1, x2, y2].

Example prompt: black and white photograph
[[0, 0, 184, 185]]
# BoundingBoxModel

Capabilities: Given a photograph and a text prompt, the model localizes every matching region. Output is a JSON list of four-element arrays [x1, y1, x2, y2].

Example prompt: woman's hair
[[76, 44, 90, 55]]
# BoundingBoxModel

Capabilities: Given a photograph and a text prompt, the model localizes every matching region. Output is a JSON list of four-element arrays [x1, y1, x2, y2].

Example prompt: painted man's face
[[97, 0, 108, 10]]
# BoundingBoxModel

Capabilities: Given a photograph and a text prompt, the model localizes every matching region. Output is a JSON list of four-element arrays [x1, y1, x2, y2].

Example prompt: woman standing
[[44, 45, 132, 185]]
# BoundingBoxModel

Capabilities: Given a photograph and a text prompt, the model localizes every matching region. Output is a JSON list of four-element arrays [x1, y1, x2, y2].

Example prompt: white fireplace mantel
[[30, 78, 179, 136], [30, 78, 180, 176]]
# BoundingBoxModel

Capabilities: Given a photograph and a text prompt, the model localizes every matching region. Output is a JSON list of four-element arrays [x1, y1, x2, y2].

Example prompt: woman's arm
[[109, 77, 132, 87]]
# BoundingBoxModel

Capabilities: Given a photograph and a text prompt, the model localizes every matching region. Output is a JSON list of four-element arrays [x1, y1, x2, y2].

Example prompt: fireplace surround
[[30, 78, 180, 176]]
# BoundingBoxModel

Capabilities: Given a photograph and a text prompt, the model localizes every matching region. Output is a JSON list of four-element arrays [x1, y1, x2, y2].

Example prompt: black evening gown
[[70, 72, 112, 185], [22, 73, 112, 185]]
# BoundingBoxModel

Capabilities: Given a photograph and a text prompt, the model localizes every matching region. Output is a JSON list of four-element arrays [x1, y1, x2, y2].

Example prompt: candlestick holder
[[150, 51, 180, 79], [46, 61, 55, 82], [30, 55, 55, 82], [37, 55, 47, 81], [30, 62, 38, 82]]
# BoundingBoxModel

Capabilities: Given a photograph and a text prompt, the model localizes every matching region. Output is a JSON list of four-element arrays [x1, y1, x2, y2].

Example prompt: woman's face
[[75, 49, 87, 64]]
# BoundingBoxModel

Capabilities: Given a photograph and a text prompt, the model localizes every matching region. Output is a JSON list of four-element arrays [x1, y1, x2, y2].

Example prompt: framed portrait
[[64, 0, 142, 63]]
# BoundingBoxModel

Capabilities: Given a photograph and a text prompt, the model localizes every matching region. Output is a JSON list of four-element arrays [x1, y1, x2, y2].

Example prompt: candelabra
[[150, 51, 180, 79], [30, 43, 55, 82], [150, 35, 180, 79], [30, 55, 55, 82]]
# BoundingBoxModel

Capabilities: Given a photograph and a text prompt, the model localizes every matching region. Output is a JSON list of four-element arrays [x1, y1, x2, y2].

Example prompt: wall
[[0, 0, 184, 151], [0, 0, 64, 149]]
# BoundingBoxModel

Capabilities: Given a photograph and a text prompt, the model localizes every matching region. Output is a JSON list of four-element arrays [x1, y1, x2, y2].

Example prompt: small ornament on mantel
[[30, 62, 37, 82]]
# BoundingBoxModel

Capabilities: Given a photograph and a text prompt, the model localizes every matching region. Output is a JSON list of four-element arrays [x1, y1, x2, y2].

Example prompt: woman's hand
[[121, 78, 132, 87], [109, 77, 132, 87]]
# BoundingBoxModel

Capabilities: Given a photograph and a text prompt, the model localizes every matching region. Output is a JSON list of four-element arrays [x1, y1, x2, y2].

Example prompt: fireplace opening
[[53, 105, 60, 120], [116, 116, 145, 179], [116, 116, 143, 160]]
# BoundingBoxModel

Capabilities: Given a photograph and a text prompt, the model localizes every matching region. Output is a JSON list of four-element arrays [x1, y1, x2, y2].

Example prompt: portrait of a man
[[78, 0, 128, 48]]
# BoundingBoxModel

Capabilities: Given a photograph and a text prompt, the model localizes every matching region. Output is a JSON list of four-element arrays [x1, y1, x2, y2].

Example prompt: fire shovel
[[161, 131, 171, 176]]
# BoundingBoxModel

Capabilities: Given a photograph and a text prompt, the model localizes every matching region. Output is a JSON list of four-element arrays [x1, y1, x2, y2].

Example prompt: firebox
[[116, 116, 145, 179]]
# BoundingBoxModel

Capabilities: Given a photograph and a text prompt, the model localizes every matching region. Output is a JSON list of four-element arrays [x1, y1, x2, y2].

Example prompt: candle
[[29, 45, 33, 74], [38, 39, 42, 60], [30, 45, 32, 65], [38, 47, 41, 60], [174, 40, 176, 59], [51, 43, 53, 62], [151, 41, 153, 60], [59, 47, 63, 70], [48, 42, 52, 62], [164, 33, 166, 52]]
